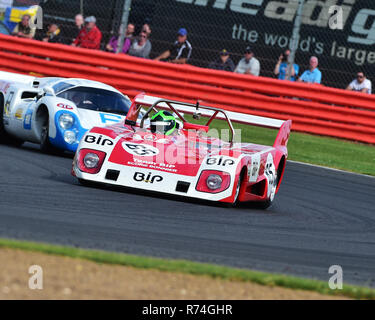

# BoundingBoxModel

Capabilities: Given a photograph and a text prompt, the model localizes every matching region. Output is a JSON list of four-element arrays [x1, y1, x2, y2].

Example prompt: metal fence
[[9, 0, 375, 89]]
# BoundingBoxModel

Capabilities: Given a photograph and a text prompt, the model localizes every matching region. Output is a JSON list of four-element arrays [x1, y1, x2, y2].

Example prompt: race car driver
[[150, 110, 179, 136]]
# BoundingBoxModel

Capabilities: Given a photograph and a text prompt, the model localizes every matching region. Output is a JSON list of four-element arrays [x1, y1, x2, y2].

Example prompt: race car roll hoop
[[139, 98, 236, 144]]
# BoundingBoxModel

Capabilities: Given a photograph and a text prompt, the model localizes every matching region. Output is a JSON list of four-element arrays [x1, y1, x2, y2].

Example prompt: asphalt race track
[[0, 143, 374, 287]]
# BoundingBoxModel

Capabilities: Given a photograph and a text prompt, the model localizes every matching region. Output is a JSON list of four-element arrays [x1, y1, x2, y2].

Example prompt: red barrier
[[0, 34, 374, 144]]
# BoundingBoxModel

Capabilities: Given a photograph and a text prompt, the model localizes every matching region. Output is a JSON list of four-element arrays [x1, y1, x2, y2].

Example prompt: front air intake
[[105, 170, 120, 181], [176, 181, 190, 193]]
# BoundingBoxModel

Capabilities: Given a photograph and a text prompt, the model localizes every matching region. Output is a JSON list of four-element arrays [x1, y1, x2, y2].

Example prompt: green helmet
[[150, 110, 177, 136]]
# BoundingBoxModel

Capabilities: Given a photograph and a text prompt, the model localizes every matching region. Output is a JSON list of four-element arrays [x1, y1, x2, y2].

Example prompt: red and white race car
[[72, 94, 292, 208]]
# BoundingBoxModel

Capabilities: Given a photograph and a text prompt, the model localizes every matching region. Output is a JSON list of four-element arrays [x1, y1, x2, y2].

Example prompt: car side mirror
[[43, 86, 55, 96]]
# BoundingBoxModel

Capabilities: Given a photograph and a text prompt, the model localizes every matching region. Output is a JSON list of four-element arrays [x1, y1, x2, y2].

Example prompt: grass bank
[[1, 238, 374, 300]]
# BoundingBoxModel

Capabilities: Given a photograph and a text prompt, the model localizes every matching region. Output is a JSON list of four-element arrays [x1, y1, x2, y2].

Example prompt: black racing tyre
[[233, 172, 244, 206], [0, 98, 6, 141], [40, 123, 60, 154], [256, 198, 273, 210], [224, 169, 245, 208], [257, 168, 279, 210]]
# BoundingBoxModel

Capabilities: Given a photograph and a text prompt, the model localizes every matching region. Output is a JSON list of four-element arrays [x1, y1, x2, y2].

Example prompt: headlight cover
[[84, 153, 100, 169], [64, 130, 77, 145], [206, 174, 223, 190], [196, 170, 231, 194], [76, 149, 106, 174], [59, 113, 74, 130]]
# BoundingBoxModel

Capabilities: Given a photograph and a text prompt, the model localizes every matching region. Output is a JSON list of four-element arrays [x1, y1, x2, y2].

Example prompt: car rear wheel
[[257, 170, 278, 210]]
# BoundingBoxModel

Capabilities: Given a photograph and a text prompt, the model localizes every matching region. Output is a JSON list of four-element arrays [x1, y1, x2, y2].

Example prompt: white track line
[[288, 160, 375, 179]]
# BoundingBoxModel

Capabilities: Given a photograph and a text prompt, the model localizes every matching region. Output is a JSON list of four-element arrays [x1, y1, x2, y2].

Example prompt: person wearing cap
[[154, 28, 192, 64], [208, 49, 235, 72], [72, 16, 102, 50], [234, 46, 260, 76]]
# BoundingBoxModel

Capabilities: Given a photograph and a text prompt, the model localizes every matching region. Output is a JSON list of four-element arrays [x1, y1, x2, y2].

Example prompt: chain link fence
[[4, 0, 375, 90]]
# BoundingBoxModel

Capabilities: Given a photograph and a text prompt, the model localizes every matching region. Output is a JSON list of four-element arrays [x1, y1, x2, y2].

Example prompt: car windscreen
[[57, 87, 131, 115]]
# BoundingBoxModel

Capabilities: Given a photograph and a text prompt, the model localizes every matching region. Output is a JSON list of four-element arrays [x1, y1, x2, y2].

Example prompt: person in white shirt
[[234, 46, 260, 76], [346, 71, 372, 94]]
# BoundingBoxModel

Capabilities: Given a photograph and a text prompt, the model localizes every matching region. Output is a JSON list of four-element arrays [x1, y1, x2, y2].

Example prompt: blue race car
[[0, 71, 131, 153]]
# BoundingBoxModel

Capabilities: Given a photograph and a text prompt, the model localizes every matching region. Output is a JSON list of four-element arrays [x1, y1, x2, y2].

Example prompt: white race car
[[0, 71, 131, 153]]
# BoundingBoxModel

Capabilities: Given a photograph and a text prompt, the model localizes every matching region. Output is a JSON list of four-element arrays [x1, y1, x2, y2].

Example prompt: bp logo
[[123, 142, 159, 157]]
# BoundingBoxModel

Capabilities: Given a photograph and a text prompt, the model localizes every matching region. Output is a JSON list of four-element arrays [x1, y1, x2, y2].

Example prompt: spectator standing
[[274, 49, 299, 81], [128, 31, 152, 59], [298, 56, 322, 84], [12, 14, 35, 39], [346, 72, 372, 94], [72, 16, 102, 50], [234, 47, 260, 76], [155, 28, 192, 64], [208, 49, 235, 72], [42, 24, 62, 43], [106, 23, 134, 53], [72, 14, 84, 43]]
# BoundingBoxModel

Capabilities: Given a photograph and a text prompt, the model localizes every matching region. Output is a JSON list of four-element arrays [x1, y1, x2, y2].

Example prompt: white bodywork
[[0, 71, 129, 149]]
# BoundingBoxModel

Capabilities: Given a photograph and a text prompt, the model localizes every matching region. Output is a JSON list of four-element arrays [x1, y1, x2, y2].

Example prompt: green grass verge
[[184, 115, 375, 176], [1, 238, 374, 300]]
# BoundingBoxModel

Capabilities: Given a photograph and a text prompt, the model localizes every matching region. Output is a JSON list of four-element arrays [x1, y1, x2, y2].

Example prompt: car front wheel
[[40, 124, 59, 154]]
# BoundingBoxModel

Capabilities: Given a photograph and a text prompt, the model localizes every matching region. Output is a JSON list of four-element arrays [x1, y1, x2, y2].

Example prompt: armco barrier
[[0, 34, 374, 144]]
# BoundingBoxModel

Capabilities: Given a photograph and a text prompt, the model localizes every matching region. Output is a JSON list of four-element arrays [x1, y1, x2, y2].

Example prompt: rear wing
[[133, 94, 292, 147]]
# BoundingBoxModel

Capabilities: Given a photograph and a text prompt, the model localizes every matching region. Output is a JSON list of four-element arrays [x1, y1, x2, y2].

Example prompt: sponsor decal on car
[[206, 156, 235, 166], [57, 103, 73, 110], [123, 142, 159, 157], [4, 91, 14, 115], [133, 172, 163, 184], [99, 113, 123, 124], [264, 153, 276, 198], [84, 134, 114, 146], [247, 154, 261, 183], [127, 159, 177, 173], [14, 108, 23, 120], [23, 105, 34, 130]]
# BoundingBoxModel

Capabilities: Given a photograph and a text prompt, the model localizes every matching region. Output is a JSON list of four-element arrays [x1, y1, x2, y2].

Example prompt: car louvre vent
[[176, 181, 190, 193], [105, 170, 120, 181]]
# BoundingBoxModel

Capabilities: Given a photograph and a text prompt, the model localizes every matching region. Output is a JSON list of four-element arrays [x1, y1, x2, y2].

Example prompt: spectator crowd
[[11, 12, 372, 93]]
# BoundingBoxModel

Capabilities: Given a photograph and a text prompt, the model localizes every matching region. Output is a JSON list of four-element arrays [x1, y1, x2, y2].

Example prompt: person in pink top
[[106, 23, 134, 54]]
